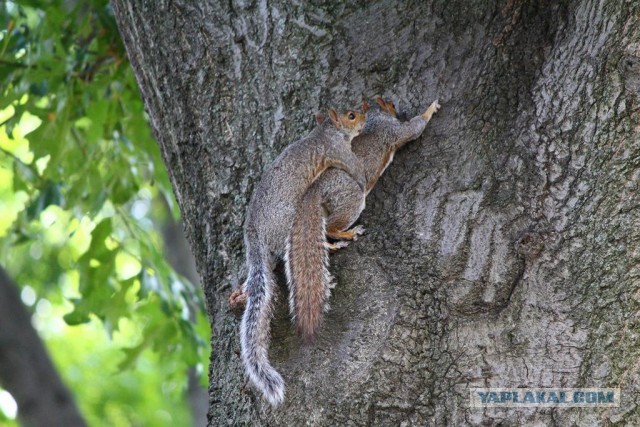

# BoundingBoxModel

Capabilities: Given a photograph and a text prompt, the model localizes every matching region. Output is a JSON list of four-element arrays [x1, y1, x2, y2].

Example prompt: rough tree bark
[[112, 0, 640, 425], [0, 266, 86, 427]]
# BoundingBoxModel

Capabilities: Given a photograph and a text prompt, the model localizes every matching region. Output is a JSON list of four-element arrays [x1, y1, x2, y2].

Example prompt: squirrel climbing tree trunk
[[112, 0, 640, 425]]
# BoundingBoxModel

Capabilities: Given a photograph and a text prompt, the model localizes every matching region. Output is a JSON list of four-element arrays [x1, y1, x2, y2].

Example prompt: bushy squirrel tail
[[240, 247, 285, 406], [285, 186, 332, 342]]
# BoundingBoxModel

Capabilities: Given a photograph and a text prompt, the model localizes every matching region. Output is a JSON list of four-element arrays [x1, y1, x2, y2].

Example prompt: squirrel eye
[[348, 112, 355, 120]]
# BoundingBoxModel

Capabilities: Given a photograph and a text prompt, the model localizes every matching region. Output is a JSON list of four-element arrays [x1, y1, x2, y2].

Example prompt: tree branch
[[0, 266, 87, 427]]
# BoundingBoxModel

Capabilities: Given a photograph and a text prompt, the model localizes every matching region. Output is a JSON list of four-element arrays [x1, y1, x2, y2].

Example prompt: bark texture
[[0, 266, 86, 427], [112, 0, 640, 425]]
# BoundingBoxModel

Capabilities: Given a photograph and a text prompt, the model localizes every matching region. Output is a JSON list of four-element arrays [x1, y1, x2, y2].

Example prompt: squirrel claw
[[422, 100, 441, 121], [324, 241, 350, 252], [350, 225, 366, 240]]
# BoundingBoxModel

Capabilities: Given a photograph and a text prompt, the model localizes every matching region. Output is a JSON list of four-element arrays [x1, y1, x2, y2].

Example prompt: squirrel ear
[[315, 113, 325, 125], [328, 108, 341, 128], [376, 97, 386, 108], [362, 99, 369, 113]]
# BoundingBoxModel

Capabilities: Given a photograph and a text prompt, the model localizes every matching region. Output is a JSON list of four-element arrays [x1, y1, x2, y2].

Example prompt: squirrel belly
[[318, 170, 366, 234]]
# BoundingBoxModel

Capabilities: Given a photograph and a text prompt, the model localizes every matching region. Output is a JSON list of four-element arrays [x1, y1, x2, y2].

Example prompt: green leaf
[[63, 299, 91, 325], [0, 3, 210, 423], [27, 118, 70, 172], [28, 81, 48, 96], [111, 174, 138, 205], [12, 160, 37, 192], [101, 277, 135, 332], [83, 218, 113, 262], [25, 181, 63, 220], [117, 341, 148, 372]]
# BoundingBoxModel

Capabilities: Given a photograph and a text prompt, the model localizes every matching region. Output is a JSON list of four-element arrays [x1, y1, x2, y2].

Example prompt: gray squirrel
[[239, 105, 368, 406]]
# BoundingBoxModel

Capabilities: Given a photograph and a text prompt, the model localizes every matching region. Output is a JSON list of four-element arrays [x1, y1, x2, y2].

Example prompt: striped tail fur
[[239, 247, 285, 405], [285, 186, 333, 342]]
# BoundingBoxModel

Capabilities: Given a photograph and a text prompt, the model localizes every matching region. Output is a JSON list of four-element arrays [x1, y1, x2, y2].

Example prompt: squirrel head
[[376, 97, 398, 118], [327, 102, 367, 137]]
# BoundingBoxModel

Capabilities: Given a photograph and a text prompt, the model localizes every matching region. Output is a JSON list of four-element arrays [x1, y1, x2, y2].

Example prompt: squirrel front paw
[[422, 100, 441, 121]]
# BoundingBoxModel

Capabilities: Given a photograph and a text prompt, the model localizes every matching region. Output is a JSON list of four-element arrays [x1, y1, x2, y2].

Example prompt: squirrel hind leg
[[326, 225, 366, 241], [324, 240, 350, 252]]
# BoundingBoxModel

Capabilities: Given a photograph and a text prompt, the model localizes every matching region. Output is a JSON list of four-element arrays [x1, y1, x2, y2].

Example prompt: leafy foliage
[[0, 1, 209, 424]]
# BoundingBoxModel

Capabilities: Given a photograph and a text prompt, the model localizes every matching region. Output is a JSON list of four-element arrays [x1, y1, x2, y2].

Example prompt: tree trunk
[[0, 266, 86, 427], [112, 0, 640, 425]]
